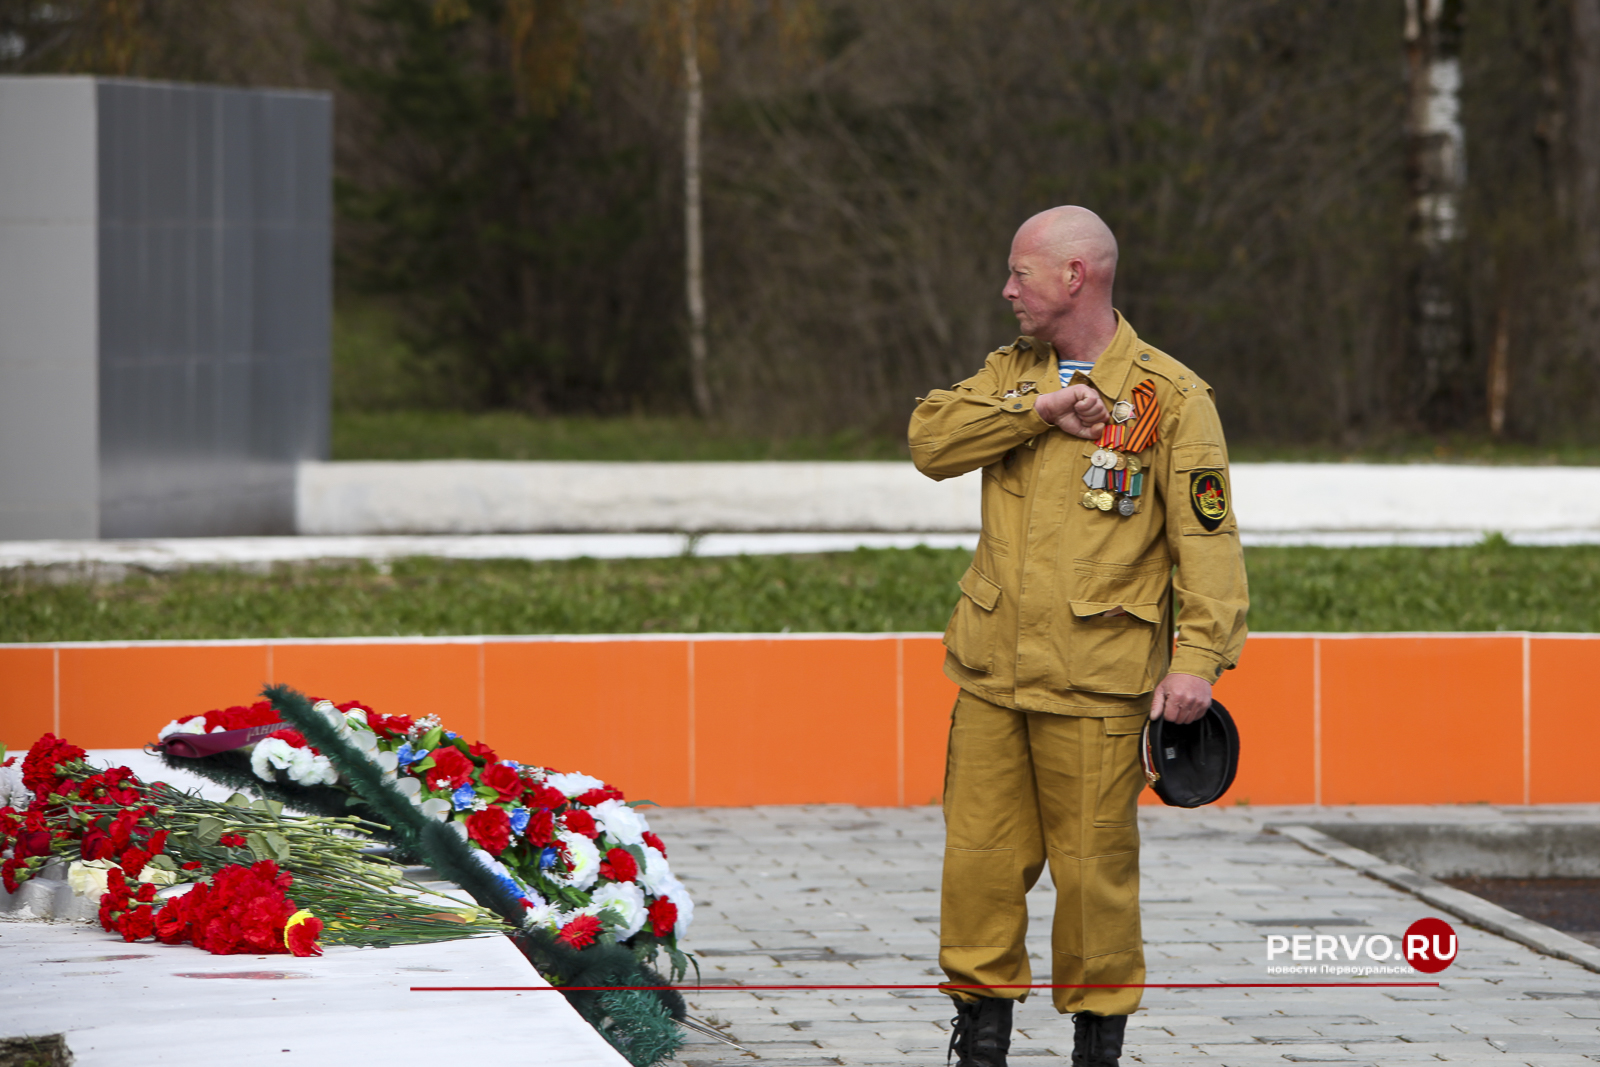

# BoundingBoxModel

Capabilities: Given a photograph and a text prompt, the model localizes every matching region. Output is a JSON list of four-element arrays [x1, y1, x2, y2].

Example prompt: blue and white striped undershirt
[[1058, 359, 1095, 387]]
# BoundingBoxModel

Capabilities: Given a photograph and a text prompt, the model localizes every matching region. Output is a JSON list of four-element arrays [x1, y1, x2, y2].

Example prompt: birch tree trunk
[[1403, 0, 1470, 428], [682, 0, 712, 418], [1571, 0, 1600, 363]]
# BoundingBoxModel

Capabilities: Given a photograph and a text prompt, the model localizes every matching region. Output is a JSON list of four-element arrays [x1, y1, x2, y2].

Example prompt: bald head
[[1001, 206, 1121, 361], [1015, 206, 1119, 284]]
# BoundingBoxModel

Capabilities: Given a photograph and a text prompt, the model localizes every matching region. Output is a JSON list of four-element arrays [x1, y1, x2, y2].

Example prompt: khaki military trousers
[[939, 688, 1146, 1017]]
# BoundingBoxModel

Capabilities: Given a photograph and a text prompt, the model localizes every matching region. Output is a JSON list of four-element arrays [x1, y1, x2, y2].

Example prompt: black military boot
[[1070, 1012, 1127, 1067], [947, 996, 1012, 1067]]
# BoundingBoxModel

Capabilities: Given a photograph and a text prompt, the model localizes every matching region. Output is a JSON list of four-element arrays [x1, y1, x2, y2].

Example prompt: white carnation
[[0, 760, 29, 810], [637, 846, 671, 895], [251, 738, 338, 787], [555, 830, 600, 890], [523, 900, 563, 931], [545, 771, 606, 798], [591, 881, 647, 939], [590, 798, 646, 847], [286, 748, 338, 787], [250, 738, 295, 782], [157, 718, 207, 741]]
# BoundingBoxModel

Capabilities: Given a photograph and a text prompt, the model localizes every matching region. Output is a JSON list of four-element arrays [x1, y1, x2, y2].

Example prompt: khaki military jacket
[[909, 313, 1248, 716]]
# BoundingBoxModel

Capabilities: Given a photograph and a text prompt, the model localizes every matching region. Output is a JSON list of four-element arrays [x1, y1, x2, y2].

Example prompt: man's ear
[[1063, 256, 1087, 296]]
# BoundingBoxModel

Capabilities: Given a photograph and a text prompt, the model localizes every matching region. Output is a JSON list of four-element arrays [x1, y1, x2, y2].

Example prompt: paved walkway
[[649, 804, 1600, 1066]]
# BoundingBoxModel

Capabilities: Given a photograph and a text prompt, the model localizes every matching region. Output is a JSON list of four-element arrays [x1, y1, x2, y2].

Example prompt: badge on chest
[[1081, 380, 1160, 518]]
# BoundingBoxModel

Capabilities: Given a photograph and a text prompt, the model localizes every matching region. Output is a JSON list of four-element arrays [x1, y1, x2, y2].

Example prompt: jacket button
[[1012, 403, 1022, 409], [1140, 353, 1150, 361]]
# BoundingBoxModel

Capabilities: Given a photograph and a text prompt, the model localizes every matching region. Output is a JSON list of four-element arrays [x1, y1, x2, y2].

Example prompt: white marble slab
[[0, 920, 626, 1066]]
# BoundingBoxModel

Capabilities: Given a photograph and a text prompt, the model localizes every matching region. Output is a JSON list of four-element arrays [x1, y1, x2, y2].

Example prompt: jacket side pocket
[[944, 566, 1001, 673]]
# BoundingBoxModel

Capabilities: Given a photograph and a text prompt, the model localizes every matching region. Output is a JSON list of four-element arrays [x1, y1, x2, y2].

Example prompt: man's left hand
[[1150, 672, 1212, 724], [1033, 384, 1108, 439]]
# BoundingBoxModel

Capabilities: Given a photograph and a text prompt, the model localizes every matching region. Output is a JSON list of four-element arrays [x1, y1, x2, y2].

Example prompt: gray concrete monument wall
[[0, 76, 331, 539]]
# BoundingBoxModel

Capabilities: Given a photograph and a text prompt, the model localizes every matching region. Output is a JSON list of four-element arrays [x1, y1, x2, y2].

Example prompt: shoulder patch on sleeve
[[1188, 469, 1229, 531]]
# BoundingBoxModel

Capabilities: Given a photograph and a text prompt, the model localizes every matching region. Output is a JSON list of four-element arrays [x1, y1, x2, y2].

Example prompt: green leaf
[[224, 792, 253, 808], [246, 830, 292, 863], [251, 797, 285, 817], [625, 799, 659, 808], [420, 727, 443, 750], [193, 817, 225, 846], [146, 853, 178, 871]]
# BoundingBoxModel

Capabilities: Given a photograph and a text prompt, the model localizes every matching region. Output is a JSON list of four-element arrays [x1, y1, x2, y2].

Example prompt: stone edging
[[1270, 823, 1600, 975]]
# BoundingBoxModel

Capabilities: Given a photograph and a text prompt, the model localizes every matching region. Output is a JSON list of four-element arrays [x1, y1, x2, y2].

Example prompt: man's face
[[1001, 235, 1072, 338]]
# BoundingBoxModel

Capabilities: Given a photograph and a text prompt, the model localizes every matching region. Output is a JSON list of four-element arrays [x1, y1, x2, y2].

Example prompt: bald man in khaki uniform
[[909, 207, 1249, 1067]]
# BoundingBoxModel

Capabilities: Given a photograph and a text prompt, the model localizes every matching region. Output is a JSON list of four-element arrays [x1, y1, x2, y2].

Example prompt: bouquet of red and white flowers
[[157, 694, 694, 977], [1, 734, 503, 957]]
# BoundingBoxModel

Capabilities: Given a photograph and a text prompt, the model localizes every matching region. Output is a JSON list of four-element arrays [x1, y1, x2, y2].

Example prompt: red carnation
[[426, 746, 475, 790], [16, 826, 52, 859], [219, 833, 247, 848], [285, 914, 324, 957], [642, 831, 667, 856], [523, 809, 555, 847], [81, 829, 115, 861], [561, 809, 598, 839], [526, 782, 567, 810], [119, 846, 152, 879], [116, 904, 155, 943], [265, 729, 309, 748], [22, 734, 86, 801], [482, 763, 524, 803], [647, 898, 678, 938], [468, 741, 498, 763], [575, 785, 625, 807], [599, 847, 638, 883], [2, 859, 25, 893], [465, 807, 512, 855], [557, 914, 604, 950], [154, 896, 192, 944], [365, 712, 415, 738]]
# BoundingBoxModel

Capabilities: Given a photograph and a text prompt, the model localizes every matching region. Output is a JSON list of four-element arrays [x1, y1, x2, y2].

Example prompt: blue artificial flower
[[395, 742, 429, 766], [445, 731, 459, 740], [509, 807, 531, 835], [497, 875, 525, 901], [539, 846, 559, 870], [451, 783, 477, 811]]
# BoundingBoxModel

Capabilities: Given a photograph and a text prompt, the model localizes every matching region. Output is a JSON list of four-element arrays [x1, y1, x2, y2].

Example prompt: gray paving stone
[[654, 803, 1600, 1065]]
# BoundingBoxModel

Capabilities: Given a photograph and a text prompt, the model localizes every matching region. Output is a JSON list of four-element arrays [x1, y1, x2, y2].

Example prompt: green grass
[[331, 411, 909, 461], [4, 542, 1599, 643]]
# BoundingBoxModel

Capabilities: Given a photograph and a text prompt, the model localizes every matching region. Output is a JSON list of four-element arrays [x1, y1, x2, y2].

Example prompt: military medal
[[1085, 380, 1161, 518]]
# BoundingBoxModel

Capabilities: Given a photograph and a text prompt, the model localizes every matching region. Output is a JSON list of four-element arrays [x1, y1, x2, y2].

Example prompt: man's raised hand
[[1033, 383, 1108, 440]]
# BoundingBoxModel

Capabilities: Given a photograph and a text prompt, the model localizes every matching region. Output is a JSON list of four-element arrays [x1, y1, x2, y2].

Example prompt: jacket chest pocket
[[1060, 558, 1172, 694], [983, 440, 1037, 497]]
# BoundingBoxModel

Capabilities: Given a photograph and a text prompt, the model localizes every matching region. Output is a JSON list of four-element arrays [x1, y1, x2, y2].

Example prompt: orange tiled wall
[[1, 633, 1591, 806]]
